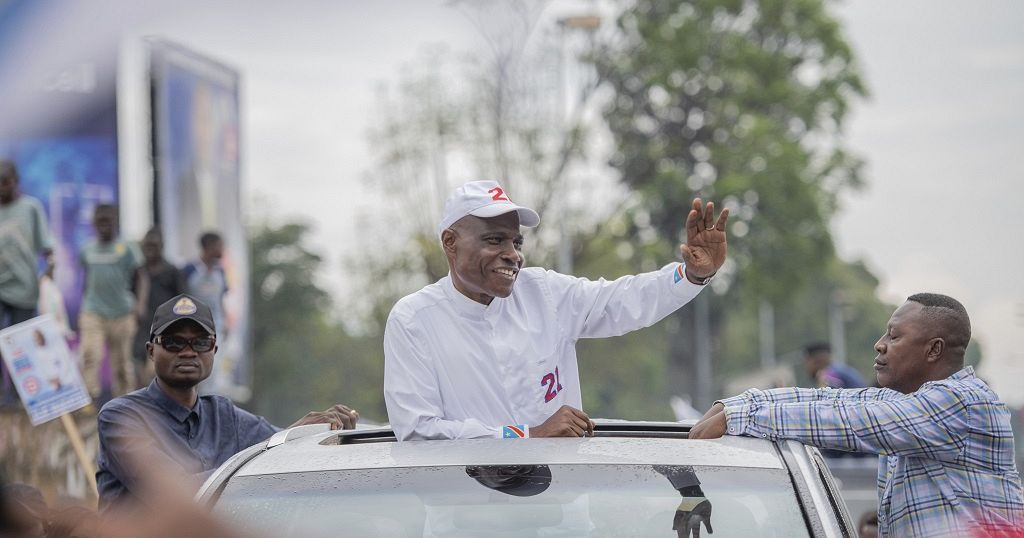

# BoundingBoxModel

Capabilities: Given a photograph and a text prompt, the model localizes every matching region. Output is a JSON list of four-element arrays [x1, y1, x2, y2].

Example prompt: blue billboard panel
[[0, 137, 119, 322], [150, 40, 251, 401]]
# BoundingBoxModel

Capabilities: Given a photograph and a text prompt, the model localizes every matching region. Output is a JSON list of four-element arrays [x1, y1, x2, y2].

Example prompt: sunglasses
[[154, 335, 216, 353]]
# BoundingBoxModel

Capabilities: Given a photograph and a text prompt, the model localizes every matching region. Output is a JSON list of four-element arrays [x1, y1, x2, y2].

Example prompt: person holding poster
[[0, 160, 54, 406]]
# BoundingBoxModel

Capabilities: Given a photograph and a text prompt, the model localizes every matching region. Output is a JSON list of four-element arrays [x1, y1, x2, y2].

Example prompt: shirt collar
[[948, 365, 975, 381], [145, 379, 197, 424], [441, 274, 502, 319]]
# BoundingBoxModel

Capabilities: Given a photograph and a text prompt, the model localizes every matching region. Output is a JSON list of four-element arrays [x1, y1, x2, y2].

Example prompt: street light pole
[[829, 290, 847, 365], [555, 14, 601, 275]]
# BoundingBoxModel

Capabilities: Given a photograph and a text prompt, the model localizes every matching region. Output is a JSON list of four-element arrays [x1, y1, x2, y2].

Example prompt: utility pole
[[694, 292, 712, 409], [829, 290, 847, 365], [758, 300, 776, 368], [555, 15, 600, 274]]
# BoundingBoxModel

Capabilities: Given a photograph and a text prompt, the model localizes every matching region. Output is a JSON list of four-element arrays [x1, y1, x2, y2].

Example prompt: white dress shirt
[[384, 263, 705, 441]]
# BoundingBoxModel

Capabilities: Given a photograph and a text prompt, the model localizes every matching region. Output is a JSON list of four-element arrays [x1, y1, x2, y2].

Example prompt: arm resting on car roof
[[718, 385, 901, 408], [722, 383, 971, 461]]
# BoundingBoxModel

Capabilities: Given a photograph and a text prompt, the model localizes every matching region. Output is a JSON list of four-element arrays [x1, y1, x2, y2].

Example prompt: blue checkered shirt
[[719, 367, 1024, 537]]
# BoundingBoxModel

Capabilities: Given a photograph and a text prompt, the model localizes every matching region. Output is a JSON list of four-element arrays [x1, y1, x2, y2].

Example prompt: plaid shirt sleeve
[[722, 384, 970, 460], [717, 385, 899, 408]]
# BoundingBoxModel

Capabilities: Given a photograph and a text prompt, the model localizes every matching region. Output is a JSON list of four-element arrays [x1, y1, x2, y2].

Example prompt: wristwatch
[[684, 264, 715, 286]]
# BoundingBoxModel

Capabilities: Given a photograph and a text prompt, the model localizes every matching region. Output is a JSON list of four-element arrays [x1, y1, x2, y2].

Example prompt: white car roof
[[235, 428, 784, 477]]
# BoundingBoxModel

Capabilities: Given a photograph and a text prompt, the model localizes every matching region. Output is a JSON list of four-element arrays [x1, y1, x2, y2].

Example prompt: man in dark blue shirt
[[803, 341, 867, 389], [96, 294, 360, 509]]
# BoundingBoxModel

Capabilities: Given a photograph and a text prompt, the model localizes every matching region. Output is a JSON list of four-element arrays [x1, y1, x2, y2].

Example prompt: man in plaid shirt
[[692, 293, 1024, 536]]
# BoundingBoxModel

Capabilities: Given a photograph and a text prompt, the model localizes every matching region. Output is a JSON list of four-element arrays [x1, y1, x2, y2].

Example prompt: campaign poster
[[150, 40, 251, 401], [0, 315, 90, 425]]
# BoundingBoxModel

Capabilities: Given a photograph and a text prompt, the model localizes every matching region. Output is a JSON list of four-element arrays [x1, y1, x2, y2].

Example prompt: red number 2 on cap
[[488, 187, 509, 201]]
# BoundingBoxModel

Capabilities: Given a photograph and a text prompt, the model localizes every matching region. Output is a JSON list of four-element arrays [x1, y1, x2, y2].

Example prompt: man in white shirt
[[384, 180, 728, 441]]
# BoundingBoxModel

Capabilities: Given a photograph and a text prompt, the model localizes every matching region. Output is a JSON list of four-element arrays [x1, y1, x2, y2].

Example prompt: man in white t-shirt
[[384, 180, 729, 441]]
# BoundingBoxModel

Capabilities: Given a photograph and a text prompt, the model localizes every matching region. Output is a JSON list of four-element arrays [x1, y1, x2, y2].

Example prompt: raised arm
[[558, 198, 728, 339]]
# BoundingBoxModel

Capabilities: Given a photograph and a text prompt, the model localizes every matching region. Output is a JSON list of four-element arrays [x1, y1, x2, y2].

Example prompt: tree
[[596, 0, 874, 404], [249, 219, 386, 425], [350, 5, 609, 331], [339, 0, 897, 421]]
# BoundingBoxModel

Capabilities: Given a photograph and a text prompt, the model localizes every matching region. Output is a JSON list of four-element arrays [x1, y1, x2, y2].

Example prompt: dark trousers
[[1, 300, 37, 406]]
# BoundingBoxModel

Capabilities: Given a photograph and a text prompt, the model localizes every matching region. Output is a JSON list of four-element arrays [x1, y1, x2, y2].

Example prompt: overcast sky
[[831, 1, 1024, 402], [6, 1, 1023, 402]]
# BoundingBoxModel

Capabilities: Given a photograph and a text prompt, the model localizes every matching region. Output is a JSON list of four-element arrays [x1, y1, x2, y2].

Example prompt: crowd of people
[[0, 160, 231, 404], [2, 169, 1022, 536]]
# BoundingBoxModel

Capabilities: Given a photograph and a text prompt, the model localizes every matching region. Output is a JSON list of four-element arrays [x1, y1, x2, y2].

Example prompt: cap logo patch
[[172, 297, 198, 315]]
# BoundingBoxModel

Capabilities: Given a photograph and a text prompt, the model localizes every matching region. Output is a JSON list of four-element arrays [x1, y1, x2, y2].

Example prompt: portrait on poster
[[0, 314, 90, 425]]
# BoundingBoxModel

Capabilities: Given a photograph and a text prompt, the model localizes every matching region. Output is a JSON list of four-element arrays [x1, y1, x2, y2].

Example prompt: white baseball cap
[[438, 180, 540, 237]]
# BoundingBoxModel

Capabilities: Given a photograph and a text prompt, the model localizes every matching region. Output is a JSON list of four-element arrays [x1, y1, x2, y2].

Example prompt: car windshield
[[213, 464, 810, 537]]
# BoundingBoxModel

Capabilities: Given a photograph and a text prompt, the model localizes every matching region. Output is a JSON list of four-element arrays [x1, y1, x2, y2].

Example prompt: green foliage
[[573, 217, 676, 420], [716, 256, 896, 384], [296, 0, 906, 422], [597, 0, 867, 301], [249, 221, 387, 425], [592, 0, 898, 405]]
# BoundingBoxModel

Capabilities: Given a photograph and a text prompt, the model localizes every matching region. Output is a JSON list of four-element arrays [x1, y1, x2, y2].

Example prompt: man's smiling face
[[444, 212, 524, 305]]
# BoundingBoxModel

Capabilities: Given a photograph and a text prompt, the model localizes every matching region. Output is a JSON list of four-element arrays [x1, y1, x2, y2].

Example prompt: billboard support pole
[[60, 413, 98, 499]]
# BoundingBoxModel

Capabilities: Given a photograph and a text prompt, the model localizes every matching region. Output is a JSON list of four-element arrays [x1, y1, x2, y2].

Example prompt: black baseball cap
[[149, 294, 216, 338]]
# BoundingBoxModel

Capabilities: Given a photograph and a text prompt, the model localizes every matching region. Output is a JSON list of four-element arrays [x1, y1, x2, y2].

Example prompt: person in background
[[46, 505, 100, 538], [0, 482, 49, 536], [0, 159, 54, 407], [37, 255, 73, 340], [857, 510, 878, 538], [803, 341, 866, 389], [182, 232, 227, 341], [79, 203, 146, 400], [133, 228, 185, 388], [803, 341, 872, 458]]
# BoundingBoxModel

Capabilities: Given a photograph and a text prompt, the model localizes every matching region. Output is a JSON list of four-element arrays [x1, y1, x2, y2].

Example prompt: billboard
[[0, 19, 120, 330], [0, 137, 119, 324], [149, 40, 251, 401]]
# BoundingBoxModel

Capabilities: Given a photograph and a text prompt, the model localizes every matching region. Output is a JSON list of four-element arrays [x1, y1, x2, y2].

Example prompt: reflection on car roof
[[236, 427, 784, 477]]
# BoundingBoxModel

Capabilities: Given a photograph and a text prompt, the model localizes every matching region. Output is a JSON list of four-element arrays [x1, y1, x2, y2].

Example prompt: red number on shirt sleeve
[[488, 187, 509, 201]]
